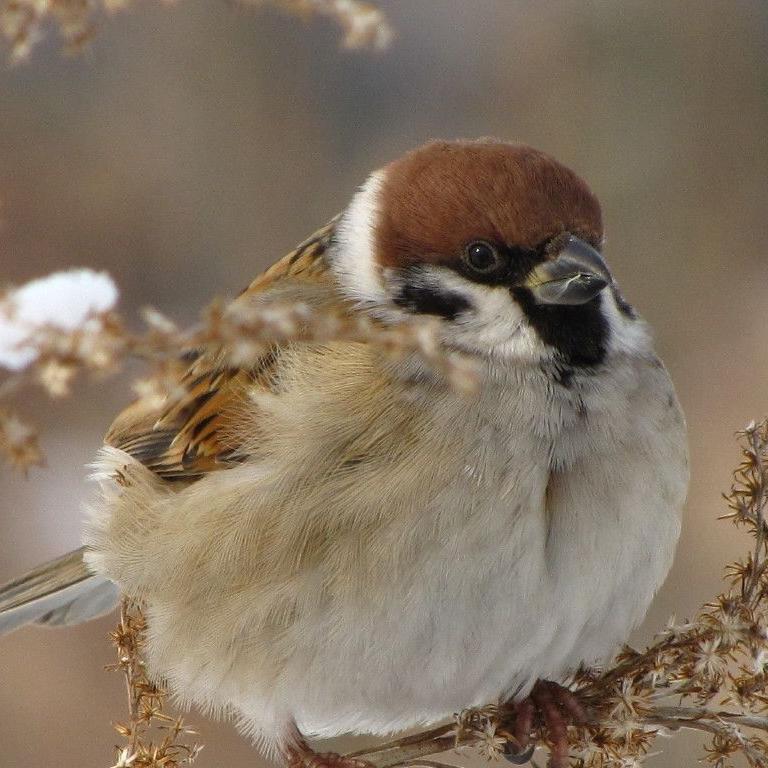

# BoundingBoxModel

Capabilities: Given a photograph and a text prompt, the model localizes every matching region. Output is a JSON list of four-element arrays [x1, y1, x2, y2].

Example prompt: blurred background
[[1, 1, 767, 765]]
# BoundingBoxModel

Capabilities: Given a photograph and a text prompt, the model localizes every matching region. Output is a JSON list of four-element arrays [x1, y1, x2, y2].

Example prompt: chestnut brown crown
[[375, 140, 603, 273]]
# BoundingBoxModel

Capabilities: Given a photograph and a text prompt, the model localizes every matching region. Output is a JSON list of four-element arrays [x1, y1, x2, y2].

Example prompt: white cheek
[[432, 272, 547, 362], [330, 171, 388, 308], [602, 289, 652, 357]]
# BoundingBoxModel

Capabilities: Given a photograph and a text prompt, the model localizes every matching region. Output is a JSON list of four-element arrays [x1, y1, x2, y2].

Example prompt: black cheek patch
[[393, 281, 472, 321]]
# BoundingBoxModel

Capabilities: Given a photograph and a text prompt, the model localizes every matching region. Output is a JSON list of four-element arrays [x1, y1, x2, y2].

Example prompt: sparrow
[[0, 140, 689, 768]]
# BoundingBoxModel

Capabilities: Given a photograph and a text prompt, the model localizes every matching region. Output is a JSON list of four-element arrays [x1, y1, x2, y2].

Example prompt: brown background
[[1, 1, 767, 766]]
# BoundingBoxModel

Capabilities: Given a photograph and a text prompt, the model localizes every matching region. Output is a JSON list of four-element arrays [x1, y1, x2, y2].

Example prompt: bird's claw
[[507, 680, 587, 768], [286, 749, 373, 768], [503, 742, 536, 764]]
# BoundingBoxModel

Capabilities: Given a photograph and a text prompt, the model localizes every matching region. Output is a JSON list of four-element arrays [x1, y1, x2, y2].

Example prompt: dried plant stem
[[644, 705, 768, 733], [345, 725, 458, 768], [744, 426, 767, 602], [118, 600, 140, 752], [109, 598, 201, 767], [339, 706, 768, 768]]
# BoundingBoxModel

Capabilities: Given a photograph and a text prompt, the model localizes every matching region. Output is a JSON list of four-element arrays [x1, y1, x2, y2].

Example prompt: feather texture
[[105, 217, 338, 481]]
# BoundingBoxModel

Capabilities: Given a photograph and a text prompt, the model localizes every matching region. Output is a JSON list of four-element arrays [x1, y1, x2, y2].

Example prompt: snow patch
[[0, 269, 118, 370]]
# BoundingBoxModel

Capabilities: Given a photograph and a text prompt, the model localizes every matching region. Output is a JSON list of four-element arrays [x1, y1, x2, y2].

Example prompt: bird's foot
[[285, 747, 373, 768], [281, 719, 375, 768], [505, 680, 587, 768]]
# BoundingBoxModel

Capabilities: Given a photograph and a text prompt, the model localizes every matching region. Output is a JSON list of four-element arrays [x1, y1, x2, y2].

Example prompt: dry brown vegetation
[[0, 0, 392, 63], [0, 283, 479, 473]]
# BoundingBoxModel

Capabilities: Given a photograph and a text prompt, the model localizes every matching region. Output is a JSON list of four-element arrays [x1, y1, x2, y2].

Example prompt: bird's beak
[[524, 235, 610, 306]]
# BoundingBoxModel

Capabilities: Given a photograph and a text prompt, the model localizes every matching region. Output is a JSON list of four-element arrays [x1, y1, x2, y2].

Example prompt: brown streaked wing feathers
[[105, 217, 339, 482]]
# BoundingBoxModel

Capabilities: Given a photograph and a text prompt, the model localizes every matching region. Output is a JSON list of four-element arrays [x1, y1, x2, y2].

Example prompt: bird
[[0, 139, 688, 768]]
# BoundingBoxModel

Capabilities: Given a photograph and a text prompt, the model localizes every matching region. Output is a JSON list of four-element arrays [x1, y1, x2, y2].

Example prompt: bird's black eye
[[463, 241, 503, 275]]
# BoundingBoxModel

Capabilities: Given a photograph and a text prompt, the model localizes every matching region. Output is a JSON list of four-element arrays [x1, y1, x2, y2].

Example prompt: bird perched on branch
[[0, 140, 688, 768]]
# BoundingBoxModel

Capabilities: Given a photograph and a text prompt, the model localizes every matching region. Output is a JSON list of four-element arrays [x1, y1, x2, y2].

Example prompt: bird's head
[[331, 140, 646, 370]]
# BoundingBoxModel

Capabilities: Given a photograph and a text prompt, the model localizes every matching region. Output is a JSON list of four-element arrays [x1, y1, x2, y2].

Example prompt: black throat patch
[[511, 287, 609, 370]]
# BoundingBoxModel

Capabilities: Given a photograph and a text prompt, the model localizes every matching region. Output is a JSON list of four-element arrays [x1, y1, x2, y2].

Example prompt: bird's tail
[[0, 546, 119, 636]]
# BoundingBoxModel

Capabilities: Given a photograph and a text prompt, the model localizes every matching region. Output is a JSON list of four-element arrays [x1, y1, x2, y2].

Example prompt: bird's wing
[[105, 217, 341, 482]]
